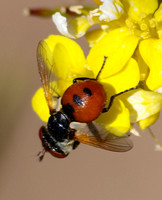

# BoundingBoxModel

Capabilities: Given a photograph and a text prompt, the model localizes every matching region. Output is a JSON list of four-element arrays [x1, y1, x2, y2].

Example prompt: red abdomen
[[61, 80, 106, 123]]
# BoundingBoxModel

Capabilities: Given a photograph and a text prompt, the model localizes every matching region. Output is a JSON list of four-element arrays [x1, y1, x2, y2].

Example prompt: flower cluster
[[32, 0, 162, 147]]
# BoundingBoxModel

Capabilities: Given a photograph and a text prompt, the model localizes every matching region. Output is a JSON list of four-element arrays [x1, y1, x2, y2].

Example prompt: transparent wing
[[37, 40, 59, 113], [70, 122, 133, 152]]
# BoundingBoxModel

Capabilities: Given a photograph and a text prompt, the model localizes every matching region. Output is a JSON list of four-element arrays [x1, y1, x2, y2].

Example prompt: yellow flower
[[52, 0, 162, 92], [51, 0, 162, 131], [32, 35, 140, 136], [120, 89, 162, 130]]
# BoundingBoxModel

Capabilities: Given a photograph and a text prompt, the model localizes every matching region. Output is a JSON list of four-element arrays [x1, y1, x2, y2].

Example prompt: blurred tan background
[[0, 0, 162, 200]]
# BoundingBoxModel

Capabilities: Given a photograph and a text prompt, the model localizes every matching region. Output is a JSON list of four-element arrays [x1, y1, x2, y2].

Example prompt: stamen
[[140, 23, 148, 31], [140, 31, 150, 39], [125, 18, 136, 29], [139, 12, 147, 20], [149, 18, 157, 28], [69, 5, 84, 15], [88, 8, 100, 25]]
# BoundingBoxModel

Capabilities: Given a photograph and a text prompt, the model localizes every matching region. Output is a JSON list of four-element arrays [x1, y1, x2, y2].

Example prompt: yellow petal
[[85, 29, 107, 47], [32, 87, 50, 122], [87, 27, 139, 79], [139, 38, 162, 90], [52, 12, 91, 38], [52, 12, 75, 38], [32, 78, 75, 122], [44, 35, 89, 80], [95, 99, 130, 136], [68, 15, 91, 38], [56, 79, 73, 97], [133, 48, 149, 81], [138, 112, 160, 130], [100, 58, 140, 97], [120, 89, 162, 123], [98, 0, 124, 22], [122, 0, 158, 21]]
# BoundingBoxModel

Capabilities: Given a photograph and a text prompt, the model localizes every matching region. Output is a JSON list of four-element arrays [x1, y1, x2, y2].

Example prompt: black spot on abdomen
[[73, 94, 83, 106], [83, 88, 92, 96]]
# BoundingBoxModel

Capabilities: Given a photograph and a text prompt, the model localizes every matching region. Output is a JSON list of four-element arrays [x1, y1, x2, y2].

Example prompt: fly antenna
[[96, 56, 108, 80], [37, 149, 46, 161]]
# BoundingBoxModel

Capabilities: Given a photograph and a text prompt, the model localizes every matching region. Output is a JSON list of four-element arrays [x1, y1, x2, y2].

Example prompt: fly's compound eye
[[39, 126, 48, 149], [39, 126, 69, 159], [49, 148, 69, 158]]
